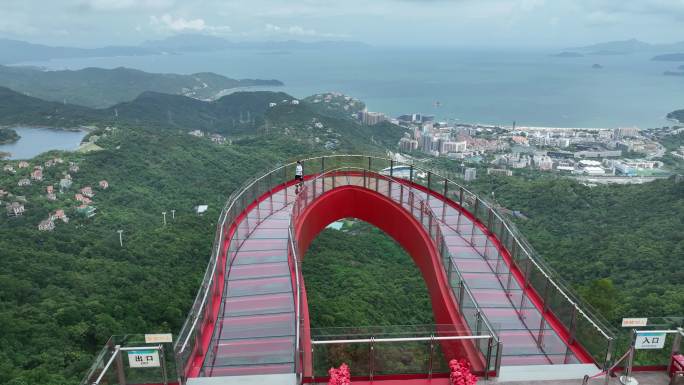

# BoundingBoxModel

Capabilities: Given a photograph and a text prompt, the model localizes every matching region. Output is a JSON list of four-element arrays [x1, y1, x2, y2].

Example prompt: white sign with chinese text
[[145, 333, 172, 343], [635, 332, 667, 350], [128, 349, 160, 368], [622, 318, 648, 327]]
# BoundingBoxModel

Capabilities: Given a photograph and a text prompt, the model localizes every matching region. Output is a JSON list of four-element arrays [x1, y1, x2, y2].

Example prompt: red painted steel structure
[[172, 160, 613, 384], [294, 184, 486, 375]]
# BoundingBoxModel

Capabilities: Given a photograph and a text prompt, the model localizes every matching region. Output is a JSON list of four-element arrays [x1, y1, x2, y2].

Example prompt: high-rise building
[[440, 141, 467, 154], [399, 137, 419, 152], [357, 110, 387, 125], [421, 133, 435, 153]]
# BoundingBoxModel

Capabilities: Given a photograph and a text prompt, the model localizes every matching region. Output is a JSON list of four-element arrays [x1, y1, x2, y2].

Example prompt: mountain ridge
[[0, 65, 282, 108]]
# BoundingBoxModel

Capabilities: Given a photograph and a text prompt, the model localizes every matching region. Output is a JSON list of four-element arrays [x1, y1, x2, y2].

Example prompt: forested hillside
[[0, 65, 282, 108], [0, 125, 317, 385], [304, 222, 434, 328], [469, 175, 684, 322]]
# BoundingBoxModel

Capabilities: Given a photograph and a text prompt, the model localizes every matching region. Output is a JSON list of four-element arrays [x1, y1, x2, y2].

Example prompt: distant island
[[562, 38, 684, 56], [592, 64, 603, 69], [0, 127, 20, 144], [0, 65, 283, 108], [664, 71, 684, 77], [680, 64, 684, 70], [667, 109, 684, 123], [652, 53, 684, 61], [551, 51, 584, 58]]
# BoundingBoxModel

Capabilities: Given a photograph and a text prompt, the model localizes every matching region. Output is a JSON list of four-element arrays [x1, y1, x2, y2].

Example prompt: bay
[[0, 127, 87, 160]]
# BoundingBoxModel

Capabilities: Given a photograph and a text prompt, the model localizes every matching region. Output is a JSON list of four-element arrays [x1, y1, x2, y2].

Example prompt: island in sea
[[652, 53, 684, 61], [592, 64, 603, 69], [550, 51, 584, 58], [0, 127, 20, 144]]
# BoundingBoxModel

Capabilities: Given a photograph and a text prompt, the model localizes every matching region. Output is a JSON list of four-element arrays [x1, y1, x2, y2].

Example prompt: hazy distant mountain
[[0, 36, 369, 65], [653, 53, 684, 62], [0, 86, 101, 126], [0, 38, 159, 64], [0, 65, 282, 108], [561, 39, 684, 56], [0, 85, 292, 133], [550, 51, 584, 58], [142, 34, 370, 52]]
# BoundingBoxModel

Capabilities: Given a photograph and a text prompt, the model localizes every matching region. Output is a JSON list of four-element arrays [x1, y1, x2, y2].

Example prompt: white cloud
[[81, 0, 175, 11], [264, 23, 346, 38], [149, 14, 231, 33], [585, 11, 619, 26]]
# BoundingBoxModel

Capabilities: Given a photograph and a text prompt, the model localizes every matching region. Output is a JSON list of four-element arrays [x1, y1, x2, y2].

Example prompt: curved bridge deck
[[174, 157, 614, 384]]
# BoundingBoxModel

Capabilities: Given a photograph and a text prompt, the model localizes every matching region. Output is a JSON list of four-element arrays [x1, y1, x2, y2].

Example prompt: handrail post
[[390, 160, 394, 177], [368, 156, 372, 172], [442, 179, 448, 220], [321, 157, 325, 173], [115, 345, 126, 385], [485, 337, 494, 380], [604, 337, 614, 385], [459, 187, 464, 206], [428, 334, 435, 380], [369, 337, 375, 382], [410, 164, 414, 183]]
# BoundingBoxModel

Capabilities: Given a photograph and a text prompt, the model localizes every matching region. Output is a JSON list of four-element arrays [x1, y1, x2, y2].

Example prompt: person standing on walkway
[[295, 160, 304, 193]]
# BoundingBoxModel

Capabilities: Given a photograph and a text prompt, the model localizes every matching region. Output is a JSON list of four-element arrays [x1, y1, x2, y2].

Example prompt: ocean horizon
[[16, 46, 683, 129]]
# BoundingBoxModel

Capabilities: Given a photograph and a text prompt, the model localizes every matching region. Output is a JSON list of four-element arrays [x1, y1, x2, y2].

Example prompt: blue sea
[[18, 47, 684, 128]]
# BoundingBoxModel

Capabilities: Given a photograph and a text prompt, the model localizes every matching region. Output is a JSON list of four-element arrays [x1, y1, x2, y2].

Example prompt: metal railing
[[81, 335, 174, 385], [172, 155, 616, 383], [308, 325, 496, 381], [289, 167, 501, 380]]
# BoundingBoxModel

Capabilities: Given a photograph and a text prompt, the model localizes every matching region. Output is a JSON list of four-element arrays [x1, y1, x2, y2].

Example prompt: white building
[[464, 168, 477, 182]]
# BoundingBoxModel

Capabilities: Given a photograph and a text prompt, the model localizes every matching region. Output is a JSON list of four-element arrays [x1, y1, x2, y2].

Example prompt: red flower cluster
[[328, 363, 351, 385], [449, 359, 478, 385]]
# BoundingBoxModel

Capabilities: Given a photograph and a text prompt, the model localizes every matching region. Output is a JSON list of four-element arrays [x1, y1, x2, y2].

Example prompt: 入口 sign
[[128, 349, 160, 368], [145, 333, 173, 343], [635, 332, 667, 350], [622, 318, 648, 327]]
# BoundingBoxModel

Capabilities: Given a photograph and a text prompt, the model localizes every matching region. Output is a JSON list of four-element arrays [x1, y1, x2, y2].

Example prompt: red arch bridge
[[105, 156, 619, 385]]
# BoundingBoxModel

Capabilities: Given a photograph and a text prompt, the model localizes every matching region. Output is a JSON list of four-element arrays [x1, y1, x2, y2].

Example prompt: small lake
[[0, 127, 87, 160]]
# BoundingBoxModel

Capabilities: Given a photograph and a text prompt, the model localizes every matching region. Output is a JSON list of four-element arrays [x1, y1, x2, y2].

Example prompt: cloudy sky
[[1, 0, 684, 48]]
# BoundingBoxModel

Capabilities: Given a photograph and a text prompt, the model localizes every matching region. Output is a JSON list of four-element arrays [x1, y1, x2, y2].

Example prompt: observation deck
[[171, 156, 615, 385]]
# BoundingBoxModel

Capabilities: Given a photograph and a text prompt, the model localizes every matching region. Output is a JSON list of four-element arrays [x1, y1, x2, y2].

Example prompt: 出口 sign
[[128, 349, 161, 368]]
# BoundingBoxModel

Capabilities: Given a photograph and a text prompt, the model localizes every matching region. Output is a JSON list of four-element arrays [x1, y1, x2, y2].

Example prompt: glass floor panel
[[223, 292, 294, 317]]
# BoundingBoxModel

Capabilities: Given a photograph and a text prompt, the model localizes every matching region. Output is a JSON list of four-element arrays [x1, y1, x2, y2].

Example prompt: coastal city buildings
[[357, 110, 387, 125], [395, 115, 671, 180]]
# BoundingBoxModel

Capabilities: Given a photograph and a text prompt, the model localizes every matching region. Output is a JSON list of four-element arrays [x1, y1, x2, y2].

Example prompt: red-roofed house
[[46, 185, 54, 194], [18, 161, 29, 169], [80, 186, 94, 198], [31, 169, 43, 181], [51, 209, 69, 223], [99, 180, 109, 189]]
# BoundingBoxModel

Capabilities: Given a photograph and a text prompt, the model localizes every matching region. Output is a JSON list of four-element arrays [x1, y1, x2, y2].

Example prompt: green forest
[[0, 127, 20, 144], [303, 221, 434, 329], [467, 175, 683, 324], [0, 125, 315, 385]]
